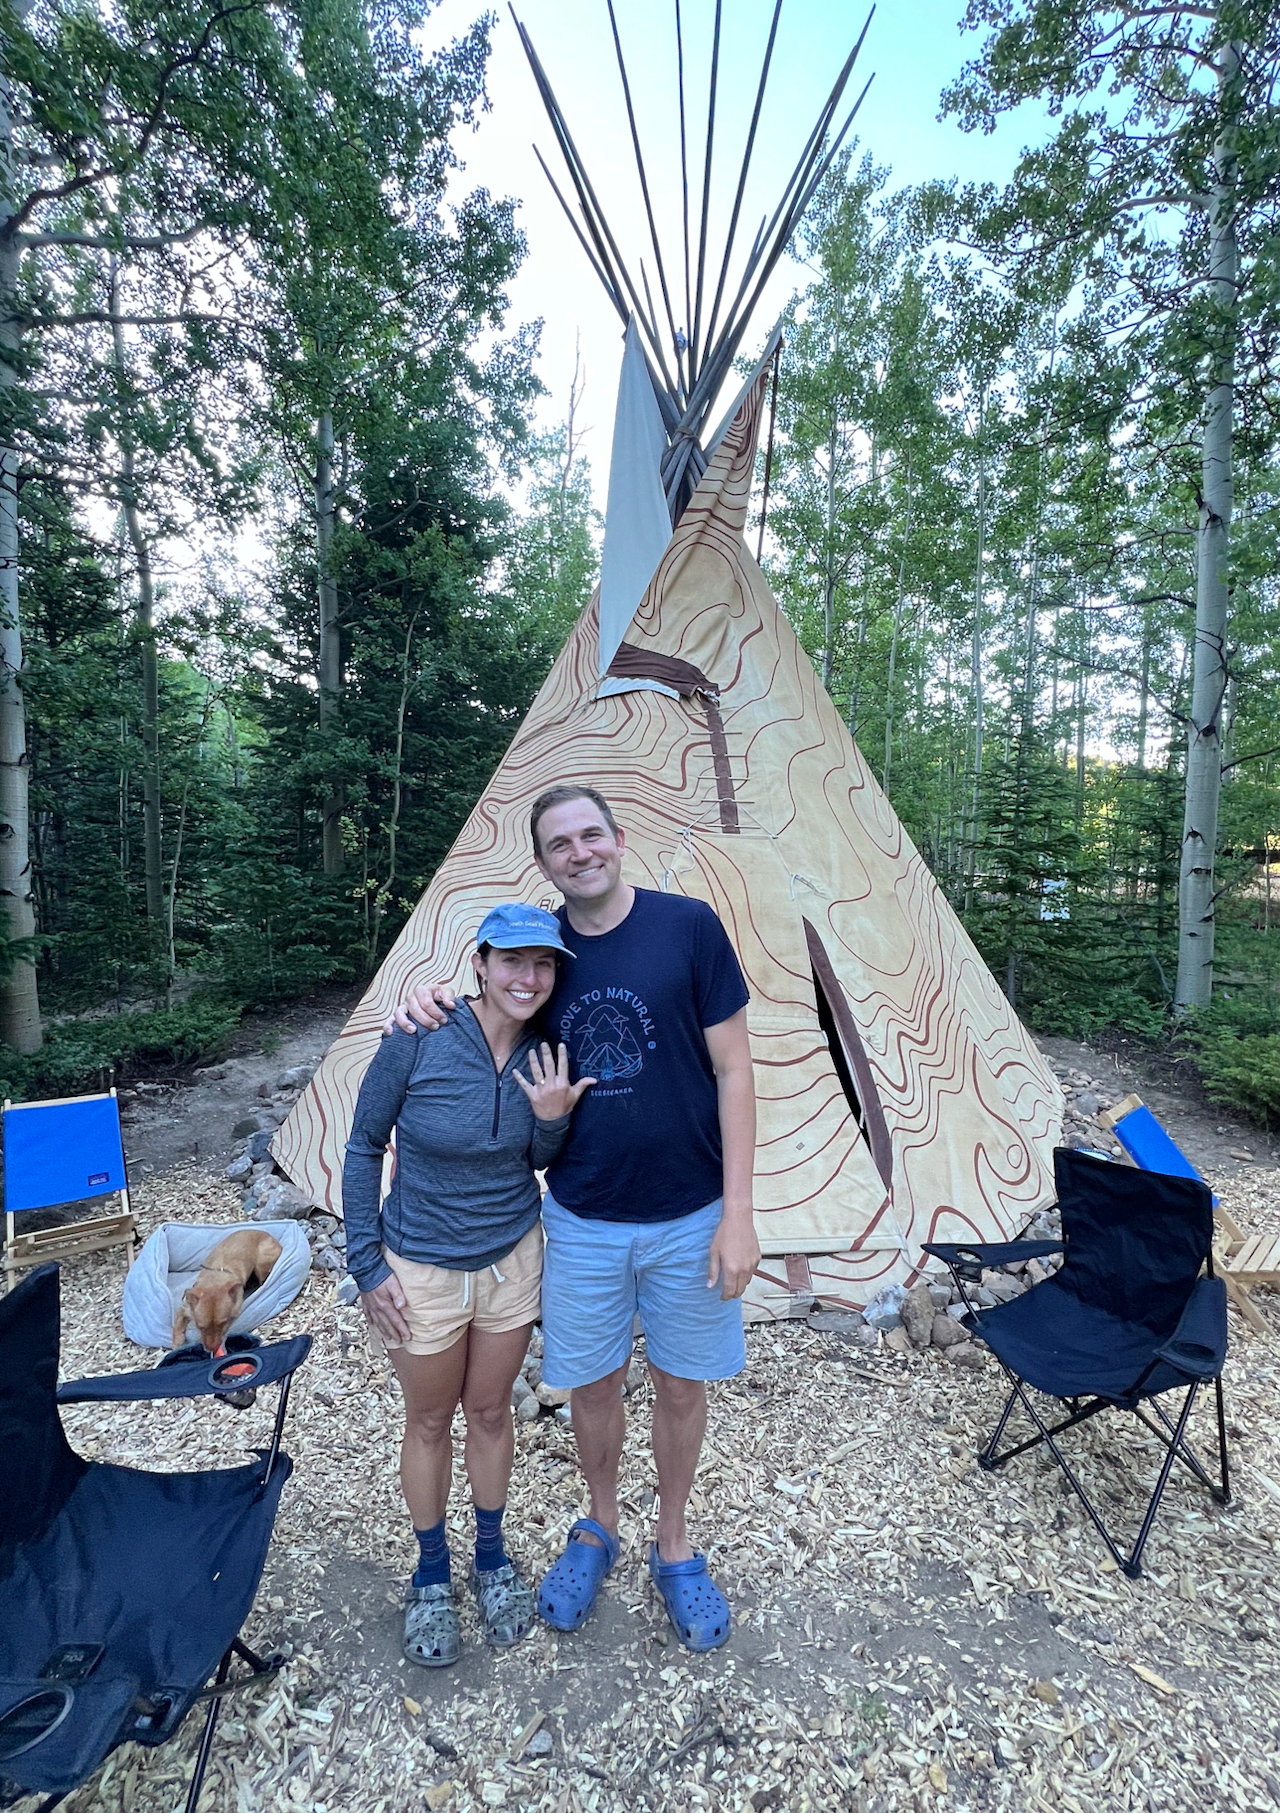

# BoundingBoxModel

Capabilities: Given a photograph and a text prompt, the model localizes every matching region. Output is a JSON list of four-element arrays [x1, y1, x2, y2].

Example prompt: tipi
[[272, 6, 1062, 1318]]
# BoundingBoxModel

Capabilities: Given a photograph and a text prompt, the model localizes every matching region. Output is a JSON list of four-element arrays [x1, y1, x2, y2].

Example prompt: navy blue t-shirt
[[543, 888, 749, 1224]]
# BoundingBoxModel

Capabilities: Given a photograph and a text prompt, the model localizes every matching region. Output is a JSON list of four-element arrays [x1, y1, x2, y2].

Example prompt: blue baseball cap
[[476, 902, 574, 958]]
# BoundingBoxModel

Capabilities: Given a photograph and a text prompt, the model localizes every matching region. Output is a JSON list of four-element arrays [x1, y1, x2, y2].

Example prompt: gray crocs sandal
[[404, 1580, 461, 1667], [471, 1561, 536, 1648]]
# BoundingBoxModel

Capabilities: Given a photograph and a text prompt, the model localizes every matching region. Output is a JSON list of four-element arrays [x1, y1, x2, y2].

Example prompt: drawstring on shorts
[[460, 1261, 506, 1310]]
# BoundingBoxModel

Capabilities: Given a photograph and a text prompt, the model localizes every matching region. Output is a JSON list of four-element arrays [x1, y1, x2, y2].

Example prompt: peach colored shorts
[[378, 1221, 543, 1355]]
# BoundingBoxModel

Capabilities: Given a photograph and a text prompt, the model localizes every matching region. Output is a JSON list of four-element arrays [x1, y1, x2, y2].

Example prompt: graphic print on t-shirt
[[544, 891, 749, 1222], [579, 1003, 643, 1080], [558, 986, 657, 1092]]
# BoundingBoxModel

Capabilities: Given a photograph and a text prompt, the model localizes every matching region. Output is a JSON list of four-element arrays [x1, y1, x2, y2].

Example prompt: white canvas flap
[[597, 317, 672, 685]]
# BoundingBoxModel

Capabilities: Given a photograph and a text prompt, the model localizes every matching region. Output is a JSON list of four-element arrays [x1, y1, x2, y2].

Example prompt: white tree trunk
[[964, 383, 987, 909], [1175, 42, 1240, 1012], [0, 25, 41, 1053], [316, 407, 344, 876], [821, 409, 837, 691], [110, 274, 164, 924], [883, 449, 914, 792]]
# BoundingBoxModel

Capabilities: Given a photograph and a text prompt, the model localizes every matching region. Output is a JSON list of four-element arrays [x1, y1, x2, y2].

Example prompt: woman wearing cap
[[342, 904, 593, 1667]]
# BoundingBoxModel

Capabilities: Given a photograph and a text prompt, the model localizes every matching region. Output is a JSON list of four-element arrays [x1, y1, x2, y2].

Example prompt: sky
[[420, 0, 1051, 475]]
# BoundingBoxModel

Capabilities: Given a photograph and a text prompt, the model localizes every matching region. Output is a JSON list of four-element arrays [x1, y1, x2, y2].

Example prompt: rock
[[256, 1080, 275, 1100], [831, 1323, 880, 1353], [527, 1326, 543, 1358], [511, 1374, 537, 1412], [1074, 1091, 1101, 1117], [624, 1356, 647, 1396], [515, 1391, 541, 1423], [535, 1380, 571, 1408], [1025, 1257, 1048, 1286], [525, 1727, 554, 1758], [970, 1286, 997, 1309], [926, 1282, 950, 1310], [946, 1341, 986, 1370], [232, 1113, 273, 1139], [335, 1275, 360, 1306], [1070, 1618, 1114, 1645], [224, 1152, 253, 1182], [194, 1063, 231, 1081], [246, 1130, 275, 1164], [882, 1325, 912, 1356], [311, 1243, 343, 1275], [982, 1272, 1024, 1303], [135, 1082, 165, 1098], [280, 1064, 315, 1090], [808, 1309, 868, 1333], [330, 1226, 346, 1249], [931, 1313, 967, 1349], [863, 1282, 907, 1331], [251, 1180, 313, 1221], [901, 1282, 936, 1348], [521, 1356, 542, 1389]]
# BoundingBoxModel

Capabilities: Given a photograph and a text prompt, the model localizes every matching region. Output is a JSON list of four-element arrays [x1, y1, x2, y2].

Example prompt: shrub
[[0, 997, 241, 1103], [1181, 992, 1280, 1127], [1189, 1029, 1280, 1125]]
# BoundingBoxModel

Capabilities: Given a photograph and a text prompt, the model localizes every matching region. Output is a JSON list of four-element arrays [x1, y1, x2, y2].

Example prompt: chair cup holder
[[0, 1686, 73, 1763], [209, 1352, 263, 1392]]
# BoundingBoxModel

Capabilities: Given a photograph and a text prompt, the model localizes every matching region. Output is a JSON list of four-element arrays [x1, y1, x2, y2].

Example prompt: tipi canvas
[[273, 356, 1062, 1319]]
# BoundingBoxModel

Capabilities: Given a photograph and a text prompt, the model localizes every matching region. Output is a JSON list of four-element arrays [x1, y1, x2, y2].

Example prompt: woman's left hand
[[514, 1041, 596, 1120]]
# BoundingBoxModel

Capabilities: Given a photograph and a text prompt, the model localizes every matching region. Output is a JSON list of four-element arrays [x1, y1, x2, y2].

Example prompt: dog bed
[[122, 1221, 312, 1348]]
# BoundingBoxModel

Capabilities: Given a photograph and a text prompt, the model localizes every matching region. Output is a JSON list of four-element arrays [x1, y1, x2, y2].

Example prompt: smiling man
[[395, 783, 759, 1651]]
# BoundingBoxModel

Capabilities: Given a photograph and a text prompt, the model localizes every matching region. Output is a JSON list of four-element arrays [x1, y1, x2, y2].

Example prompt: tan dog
[[173, 1231, 283, 1355]]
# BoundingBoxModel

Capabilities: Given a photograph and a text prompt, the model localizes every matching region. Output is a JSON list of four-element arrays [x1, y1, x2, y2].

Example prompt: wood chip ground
[[18, 1161, 1280, 1813]]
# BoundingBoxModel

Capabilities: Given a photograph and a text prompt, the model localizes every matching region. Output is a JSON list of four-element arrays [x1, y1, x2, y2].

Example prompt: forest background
[[1, 0, 1278, 1124]]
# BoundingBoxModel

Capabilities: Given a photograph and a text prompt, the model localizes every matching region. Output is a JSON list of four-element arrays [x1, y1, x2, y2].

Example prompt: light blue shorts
[[540, 1192, 747, 1389]]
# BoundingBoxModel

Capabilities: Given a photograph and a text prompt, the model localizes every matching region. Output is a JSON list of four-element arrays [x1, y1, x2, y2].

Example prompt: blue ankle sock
[[474, 1503, 508, 1574], [412, 1521, 450, 1588]]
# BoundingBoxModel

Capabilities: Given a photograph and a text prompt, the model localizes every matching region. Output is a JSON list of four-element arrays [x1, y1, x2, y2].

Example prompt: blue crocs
[[537, 1518, 619, 1631], [648, 1545, 731, 1652]]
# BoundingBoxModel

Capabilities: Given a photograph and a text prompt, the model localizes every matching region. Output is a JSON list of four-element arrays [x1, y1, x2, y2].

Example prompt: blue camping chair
[[0, 1264, 310, 1812], [2, 1092, 139, 1291], [925, 1148, 1230, 1578]]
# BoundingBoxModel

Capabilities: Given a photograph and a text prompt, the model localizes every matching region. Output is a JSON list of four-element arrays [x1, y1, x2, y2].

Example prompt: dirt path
[[1037, 1033, 1279, 1184], [114, 989, 359, 1181]]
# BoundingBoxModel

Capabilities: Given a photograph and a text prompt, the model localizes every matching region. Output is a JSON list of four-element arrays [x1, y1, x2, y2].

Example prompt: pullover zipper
[[463, 999, 520, 1142]]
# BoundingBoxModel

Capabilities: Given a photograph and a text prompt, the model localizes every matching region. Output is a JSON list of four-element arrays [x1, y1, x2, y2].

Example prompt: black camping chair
[[0, 1264, 311, 1812], [924, 1148, 1230, 1578]]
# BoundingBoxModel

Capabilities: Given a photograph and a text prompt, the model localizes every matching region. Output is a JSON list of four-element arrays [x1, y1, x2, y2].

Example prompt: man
[[392, 784, 759, 1651]]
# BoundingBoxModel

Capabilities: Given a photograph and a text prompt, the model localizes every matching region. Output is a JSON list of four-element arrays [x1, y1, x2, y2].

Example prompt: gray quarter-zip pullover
[[342, 1004, 569, 1292]]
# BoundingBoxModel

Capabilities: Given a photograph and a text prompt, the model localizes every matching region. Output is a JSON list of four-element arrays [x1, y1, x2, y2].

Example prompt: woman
[[343, 903, 593, 1667]]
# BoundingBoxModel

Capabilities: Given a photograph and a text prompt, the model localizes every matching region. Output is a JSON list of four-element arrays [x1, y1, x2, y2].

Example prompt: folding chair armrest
[[1153, 1277, 1226, 1381], [922, 1240, 1063, 1283], [58, 1334, 311, 1405]]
